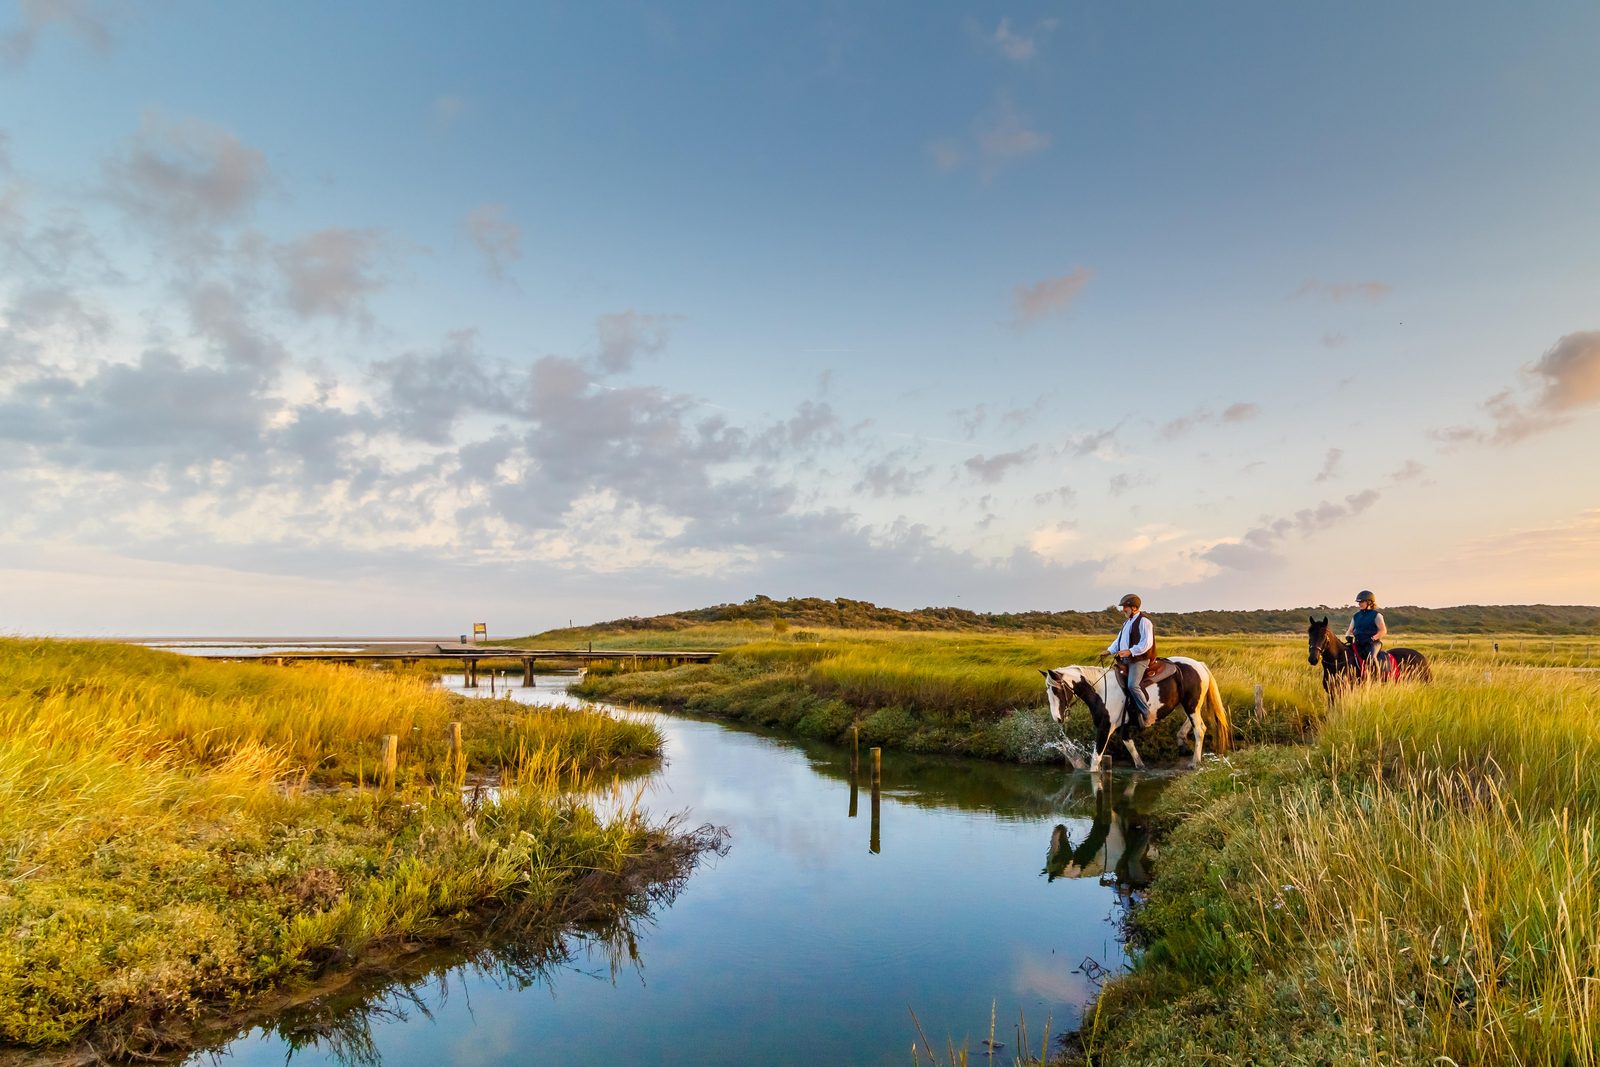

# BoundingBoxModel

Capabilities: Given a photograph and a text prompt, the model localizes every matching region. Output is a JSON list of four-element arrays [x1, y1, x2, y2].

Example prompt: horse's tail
[[1201, 667, 1232, 754]]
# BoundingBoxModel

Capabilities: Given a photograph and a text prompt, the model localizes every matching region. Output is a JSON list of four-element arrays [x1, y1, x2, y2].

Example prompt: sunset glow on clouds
[[1, 3, 1598, 635]]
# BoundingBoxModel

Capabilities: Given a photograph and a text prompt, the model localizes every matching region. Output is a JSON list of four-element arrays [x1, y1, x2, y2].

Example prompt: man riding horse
[[1103, 593, 1156, 729]]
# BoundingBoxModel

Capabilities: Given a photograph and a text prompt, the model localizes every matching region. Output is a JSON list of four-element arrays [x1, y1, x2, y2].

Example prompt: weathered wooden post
[[871, 746, 881, 787], [382, 734, 398, 790], [1253, 684, 1264, 724], [522, 656, 535, 687], [851, 724, 860, 776], [848, 769, 858, 818], [449, 721, 464, 783], [869, 754, 882, 855], [489, 668, 496, 695]]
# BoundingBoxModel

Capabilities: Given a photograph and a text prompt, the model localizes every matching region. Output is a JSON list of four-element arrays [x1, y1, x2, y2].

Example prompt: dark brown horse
[[1307, 615, 1431, 702]]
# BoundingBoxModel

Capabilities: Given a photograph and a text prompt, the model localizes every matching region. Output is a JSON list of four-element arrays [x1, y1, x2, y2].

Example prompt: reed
[[1083, 660, 1600, 1065], [0, 638, 673, 1055]]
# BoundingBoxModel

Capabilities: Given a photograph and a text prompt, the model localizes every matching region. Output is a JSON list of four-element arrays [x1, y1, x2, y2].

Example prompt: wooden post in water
[[869, 752, 881, 854], [382, 734, 398, 790], [449, 721, 464, 783], [848, 769, 858, 819], [522, 656, 535, 687], [489, 668, 496, 695], [851, 724, 860, 776]]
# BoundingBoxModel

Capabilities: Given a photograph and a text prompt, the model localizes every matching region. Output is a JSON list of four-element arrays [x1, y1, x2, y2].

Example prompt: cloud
[[1108, 471, 1153, 497], [1452, 507, 1600, 580], [1389, 460, 1425, 483], [594, 310, 677, 373], [2, 0, 124, 67], [0, 348, 274, 469], [1027, 520, 1077, 560], [1058, 426, 1118, 460], [1202, 488, 1382, 572], [184, 280, 288, 371], [368, 329, 514, 445], [1433, 330, 1600, 446], [1313, 447, 1342, 483], [1161, 401, 1259, 439], [854, 457, 929, 498], [977, 99, 1049, 176], [462, 203, 521, 281], [988, 17, 1043, 62], [104, 113, 268, 233], [963, 446, 1036, 484], [273, 227, 387, 322], [926, 138, 963, 171], [1321, 332, 1348, 349], [933, 99, 1050, 180], [1529, 330, 1600, 411], [1013, 267, 1092, 323], [1294, 280, 1391, 302]]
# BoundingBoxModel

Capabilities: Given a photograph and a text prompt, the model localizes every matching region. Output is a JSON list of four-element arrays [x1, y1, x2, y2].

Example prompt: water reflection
[[1042, 774, 1155, 897], [194, 677, 1171, 1067], [203, 827, 727, 1067]]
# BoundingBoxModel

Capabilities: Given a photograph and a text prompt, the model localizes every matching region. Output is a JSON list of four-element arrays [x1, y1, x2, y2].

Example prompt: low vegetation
[[539, 594, 1600, 639], [1076, 660, 1600, 1066], [560, 619, 1600, 1063], [0, 639, 692, 1058]]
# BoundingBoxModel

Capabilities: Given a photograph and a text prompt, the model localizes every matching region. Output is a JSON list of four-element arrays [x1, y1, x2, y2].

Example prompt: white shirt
[[1107, 614, 1154, 656]]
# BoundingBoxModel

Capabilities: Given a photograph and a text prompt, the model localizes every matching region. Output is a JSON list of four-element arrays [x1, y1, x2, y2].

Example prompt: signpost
[[472, 622, 487, 643]]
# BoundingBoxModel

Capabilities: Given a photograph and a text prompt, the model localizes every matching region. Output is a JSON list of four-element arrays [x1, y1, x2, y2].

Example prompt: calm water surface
[[198, 673, 1164, 1067]]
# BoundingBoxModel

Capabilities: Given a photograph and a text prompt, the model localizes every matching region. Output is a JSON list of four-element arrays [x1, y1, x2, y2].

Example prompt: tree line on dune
[[567, 595, 1600, 636]]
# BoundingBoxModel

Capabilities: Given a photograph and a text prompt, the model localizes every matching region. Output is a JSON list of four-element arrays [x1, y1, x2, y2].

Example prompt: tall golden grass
[[0, 638, 667, 1053]]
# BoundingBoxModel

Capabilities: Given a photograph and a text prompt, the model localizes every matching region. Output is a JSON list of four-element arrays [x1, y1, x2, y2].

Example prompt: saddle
[[1112, 657, 1180, 685]]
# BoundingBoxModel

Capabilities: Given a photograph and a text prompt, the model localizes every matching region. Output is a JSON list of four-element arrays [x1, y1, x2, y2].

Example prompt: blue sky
[[1, 1, 1598, 635]]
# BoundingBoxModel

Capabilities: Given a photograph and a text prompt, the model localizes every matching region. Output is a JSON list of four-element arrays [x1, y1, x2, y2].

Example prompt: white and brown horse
[[1042, 658, 1231, 772]]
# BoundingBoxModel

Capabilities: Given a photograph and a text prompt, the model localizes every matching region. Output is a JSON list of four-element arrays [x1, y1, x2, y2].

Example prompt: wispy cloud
[[2, 0, 125, 68], [1295, 280, 1391, 302], [462, 203, 521, 282], [1203, 489, 1382, 571], [1433, 330, 1600, 446], [1013, 267, 1092, 324], [1314, 447, 1342, 483], [963, 446, 1037, 484], [986, 16, 1055, 62]]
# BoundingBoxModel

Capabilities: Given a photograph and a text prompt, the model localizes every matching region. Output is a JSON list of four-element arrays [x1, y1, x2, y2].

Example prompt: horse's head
[[1307, 615, 1331, 665], [1043, 666, 1092, 722], [1042, 665, 1105, 724]]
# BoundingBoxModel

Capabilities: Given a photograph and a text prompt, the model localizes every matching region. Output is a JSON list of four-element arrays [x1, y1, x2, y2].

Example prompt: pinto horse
[[1307, 615, 1431, 702], [1042, 658, 1231, 772]]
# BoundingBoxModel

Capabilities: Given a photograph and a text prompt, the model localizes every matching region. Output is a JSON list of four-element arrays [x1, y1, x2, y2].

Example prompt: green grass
[[1078, 661, 1600, 1066], [0, 639, 689, 1057], [574, 627, 1336, 762]]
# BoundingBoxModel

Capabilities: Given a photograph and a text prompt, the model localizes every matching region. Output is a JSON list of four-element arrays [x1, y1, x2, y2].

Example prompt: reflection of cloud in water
[[1011, 948, 1105, 1006]]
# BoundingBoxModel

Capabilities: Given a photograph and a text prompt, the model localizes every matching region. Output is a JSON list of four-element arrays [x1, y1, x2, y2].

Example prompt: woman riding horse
[[1308, 613, 1431, 702]]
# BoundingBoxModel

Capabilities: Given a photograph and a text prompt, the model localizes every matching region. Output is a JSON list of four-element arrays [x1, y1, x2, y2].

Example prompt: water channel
[[196, 673, 1165, 1067]]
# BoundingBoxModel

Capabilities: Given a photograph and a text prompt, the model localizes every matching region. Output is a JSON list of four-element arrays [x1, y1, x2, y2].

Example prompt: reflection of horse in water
[[1043, 658, 1231, 772], [1307, 616, 1431, 703], [1043, 775, 1152, 890]]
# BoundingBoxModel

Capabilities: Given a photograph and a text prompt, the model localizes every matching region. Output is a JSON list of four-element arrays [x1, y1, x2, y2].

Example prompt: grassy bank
[[573, 627, 1349, 763], [1078, 662, 1600, 1065], [0, 639, 695, 1058]]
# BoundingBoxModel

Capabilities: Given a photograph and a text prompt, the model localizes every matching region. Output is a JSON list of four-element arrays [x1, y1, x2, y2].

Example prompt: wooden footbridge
[[209, 644, 718, 689]]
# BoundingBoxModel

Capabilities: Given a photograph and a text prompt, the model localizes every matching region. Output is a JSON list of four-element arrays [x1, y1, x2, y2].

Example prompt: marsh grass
[[575, 627, 1337, 762], [1082, 658, 1600, 1065], [0, 638, 674, 1056]]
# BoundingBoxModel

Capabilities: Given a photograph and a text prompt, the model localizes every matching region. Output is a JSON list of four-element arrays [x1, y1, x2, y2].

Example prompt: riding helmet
[[1118, 593, 1142, 609], [1355, 590, 1375, 605]]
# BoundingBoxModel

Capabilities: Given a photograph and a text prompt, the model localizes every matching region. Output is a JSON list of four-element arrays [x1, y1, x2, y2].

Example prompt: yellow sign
[[472, 623, 487, 637]]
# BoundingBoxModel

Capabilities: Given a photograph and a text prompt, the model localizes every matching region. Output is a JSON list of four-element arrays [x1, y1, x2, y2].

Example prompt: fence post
[[1253, 684, 1264, 724], [382, 734, 398, 790], [449, 721, 464, 783]]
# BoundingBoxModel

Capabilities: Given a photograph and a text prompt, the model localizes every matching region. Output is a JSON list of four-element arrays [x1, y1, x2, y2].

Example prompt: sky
[[1, 1, 1598, 637]]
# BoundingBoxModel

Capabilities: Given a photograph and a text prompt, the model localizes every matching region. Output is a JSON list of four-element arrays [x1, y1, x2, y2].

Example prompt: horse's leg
[[1121, 735, 1146, 770], [1188, 709, 1206, 769], [1089, 723, 1110, 773]]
